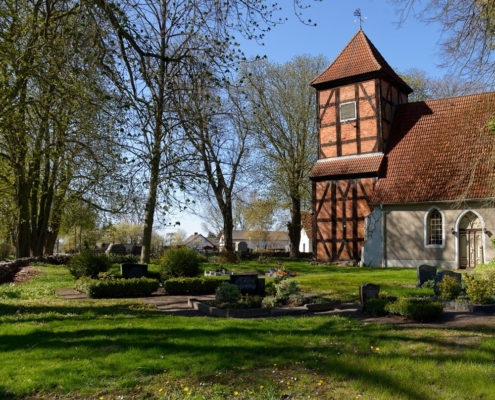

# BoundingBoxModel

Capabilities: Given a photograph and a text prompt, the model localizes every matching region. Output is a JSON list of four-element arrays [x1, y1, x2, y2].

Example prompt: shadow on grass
[[2, 308, 495, 399]]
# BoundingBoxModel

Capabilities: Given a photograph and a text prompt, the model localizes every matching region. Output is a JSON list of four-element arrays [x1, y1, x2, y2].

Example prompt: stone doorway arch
[[458, 211, 484, 269]]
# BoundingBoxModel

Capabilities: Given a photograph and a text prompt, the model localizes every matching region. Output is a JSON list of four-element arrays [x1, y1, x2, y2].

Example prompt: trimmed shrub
[[364, 294, 398, 317], [68, 252, 112, 279], [75, 277, 159, 298], [464, 273, 494, 304], [164, 277, 224, 295], [438, 275, 462, 300], [159, 247, 200, 280], [215, 282, 241, 304], [385, 297, 443, 322]]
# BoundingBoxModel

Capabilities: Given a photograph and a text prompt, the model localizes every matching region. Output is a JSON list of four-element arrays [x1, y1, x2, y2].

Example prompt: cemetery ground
[[1, 262, 495, 399]]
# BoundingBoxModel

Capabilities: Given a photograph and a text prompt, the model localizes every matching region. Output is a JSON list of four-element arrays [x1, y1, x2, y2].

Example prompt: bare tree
[[241, 55, 328, 257], [393, 0, 495, 84], [95, 0, 321, 263], [400, 68, 490, 102]]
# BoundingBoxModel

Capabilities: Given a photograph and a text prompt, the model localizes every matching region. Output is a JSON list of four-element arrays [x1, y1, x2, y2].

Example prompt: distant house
[[299, 213, 313, 254], [218, 230, 290, 252], [183, 233, 217, 252]]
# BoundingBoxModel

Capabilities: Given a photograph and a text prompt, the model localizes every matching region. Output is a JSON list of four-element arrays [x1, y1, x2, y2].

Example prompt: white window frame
[[340, 101, 357, 122], [424, 206, 445, 248]]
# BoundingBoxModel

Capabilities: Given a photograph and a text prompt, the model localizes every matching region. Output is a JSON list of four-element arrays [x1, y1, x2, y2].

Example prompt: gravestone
[[417, 265, 437, 288], [120, 263, 148, 279], [360, 283, 380, 305], [229, 274, 265, 295], [237, 241, 248, 253], [434, 270, 462, 295]]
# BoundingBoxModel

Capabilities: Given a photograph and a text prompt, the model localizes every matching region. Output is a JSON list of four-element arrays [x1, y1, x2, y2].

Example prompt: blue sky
[[238, 0, 445, 76], [174, 0, 446, 237]]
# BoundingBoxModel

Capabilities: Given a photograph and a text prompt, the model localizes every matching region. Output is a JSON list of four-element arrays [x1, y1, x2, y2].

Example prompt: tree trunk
[[288, 196, 301, 258], [141, 140, 161, 264], [16, 177, 31, 258]]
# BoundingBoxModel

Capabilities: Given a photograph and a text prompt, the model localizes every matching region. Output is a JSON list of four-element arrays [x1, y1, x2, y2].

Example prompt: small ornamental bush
[[275, 278, 300, 301], [159, 247, 200, 280], [164, 277, 223, 295], [261, 296, 279, 309], [385, 297, 443, 322], [286, 293, 307, 307], [421, 279, 435, 290], [215, 282, 241, 304], [438, 275, 462, 301], [67, 251, 112, 279], [464, 273, 494, 304], [364, 294, 398, 317], [75, 277, 159, 298]]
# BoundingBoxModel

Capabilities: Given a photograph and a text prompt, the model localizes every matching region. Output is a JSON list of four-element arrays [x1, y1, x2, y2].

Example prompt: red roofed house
[[309, 29, 495, 268]]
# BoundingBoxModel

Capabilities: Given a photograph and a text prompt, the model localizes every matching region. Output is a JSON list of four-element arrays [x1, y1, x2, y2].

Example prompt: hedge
[[75, 277, 159, 298], [164, 277, 225, 295], [385, 297, 443, 322]]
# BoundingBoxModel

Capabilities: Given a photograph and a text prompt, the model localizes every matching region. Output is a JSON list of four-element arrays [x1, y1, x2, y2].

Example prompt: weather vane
[[354, 9, 367, 29]]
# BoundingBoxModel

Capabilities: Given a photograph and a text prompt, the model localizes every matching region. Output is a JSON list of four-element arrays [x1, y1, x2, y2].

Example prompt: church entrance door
[[458, 212, 483, 269]]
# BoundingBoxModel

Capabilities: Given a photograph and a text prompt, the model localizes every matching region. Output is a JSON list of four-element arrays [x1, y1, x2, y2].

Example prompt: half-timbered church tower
[[309, 29, 495, 268]]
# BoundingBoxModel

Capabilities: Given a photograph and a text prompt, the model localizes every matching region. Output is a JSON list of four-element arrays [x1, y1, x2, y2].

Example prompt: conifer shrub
[[67, 252, 112, 279], [215, 282, 241, 304], [159, 247, 200, 280]]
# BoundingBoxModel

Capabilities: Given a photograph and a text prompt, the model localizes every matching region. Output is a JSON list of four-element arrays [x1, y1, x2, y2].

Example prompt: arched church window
[[427, 209, 443, 245]]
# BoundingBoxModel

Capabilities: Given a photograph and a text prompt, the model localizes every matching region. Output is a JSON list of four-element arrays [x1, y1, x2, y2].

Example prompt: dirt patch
[[8, 266, 41, 285]]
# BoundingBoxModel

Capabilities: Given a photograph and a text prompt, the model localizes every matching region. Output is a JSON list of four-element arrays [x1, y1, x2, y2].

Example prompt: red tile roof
[[310, 154, 384, 179], [311, 30, 411, 93], [371, 92, 495, 204]]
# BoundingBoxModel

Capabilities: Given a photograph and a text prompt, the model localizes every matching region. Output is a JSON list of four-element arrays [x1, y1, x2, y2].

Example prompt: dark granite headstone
[[417, 265, 437, 288], [360, 283, 380, 305], [229, 274, 265, 295], [120, 263, 148, 279], [237, 241, 248, 252], [434, 270, 462, 295]]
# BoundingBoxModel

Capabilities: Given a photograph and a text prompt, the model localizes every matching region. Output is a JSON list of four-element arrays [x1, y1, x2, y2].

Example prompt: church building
[[309, 29, 495, 269]]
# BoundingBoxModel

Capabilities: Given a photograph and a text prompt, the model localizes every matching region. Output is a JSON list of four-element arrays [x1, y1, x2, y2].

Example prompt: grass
[[1, 261, 494, 399], [199, 258, 432, 301]]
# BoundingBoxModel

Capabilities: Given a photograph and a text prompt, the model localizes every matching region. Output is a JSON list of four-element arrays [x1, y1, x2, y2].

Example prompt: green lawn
[[0, 262, 493, 399]]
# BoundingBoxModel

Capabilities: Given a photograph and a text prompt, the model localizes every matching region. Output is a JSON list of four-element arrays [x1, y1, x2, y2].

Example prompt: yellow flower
[[184, 387, 189, 392], [317, 382, 322, 386], [99, 397, 104, 400], [234, 391, 239, 396], [260, 385, 264, 389], [370, 346, 374, 349], [376, 347, 380, 351], [159, 388, 163, 392], [274, 363, 277, 366]]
